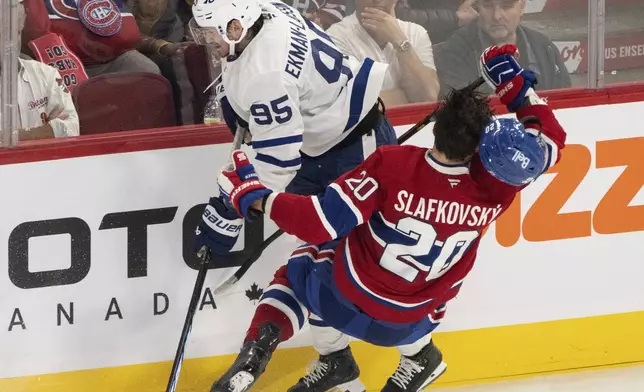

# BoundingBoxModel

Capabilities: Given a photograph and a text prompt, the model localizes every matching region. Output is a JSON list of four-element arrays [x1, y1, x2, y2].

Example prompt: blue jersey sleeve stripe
[[251, 135, 303, 149], [328, 183, 364, 225], [344, 58, 374, 132], [317, 185, 360, 239], [312, 196, 339, 239], [255, 153, 302, 168]]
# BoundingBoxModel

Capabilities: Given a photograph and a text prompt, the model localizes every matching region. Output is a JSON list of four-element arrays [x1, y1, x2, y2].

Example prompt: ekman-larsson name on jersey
[[394, 190, 504, 227], [274, 2, 309, 80]]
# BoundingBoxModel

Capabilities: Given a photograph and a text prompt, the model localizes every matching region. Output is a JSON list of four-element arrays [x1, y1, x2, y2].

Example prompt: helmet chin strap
[[227, 26, 249, 57]]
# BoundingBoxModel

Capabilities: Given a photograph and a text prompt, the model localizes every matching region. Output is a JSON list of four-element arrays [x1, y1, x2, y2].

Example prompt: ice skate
[[210, 323, 281, 392], [382, 341, 447, 392], [288, 346, 366, 392]]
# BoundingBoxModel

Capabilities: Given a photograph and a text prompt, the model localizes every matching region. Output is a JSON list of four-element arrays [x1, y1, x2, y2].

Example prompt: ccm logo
[[495, 138, 644, 247]]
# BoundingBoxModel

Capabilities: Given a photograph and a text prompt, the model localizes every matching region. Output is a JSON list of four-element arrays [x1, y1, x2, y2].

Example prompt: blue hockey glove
[[194, 197, 244, 256], [479, 44, 538, 112]]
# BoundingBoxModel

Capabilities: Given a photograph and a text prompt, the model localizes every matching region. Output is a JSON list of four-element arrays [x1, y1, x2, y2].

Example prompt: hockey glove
[[217, 165, 236, 211], [221, 150, 273, 220], [479, 44, 538, 112], [194, 196, 244, 255]]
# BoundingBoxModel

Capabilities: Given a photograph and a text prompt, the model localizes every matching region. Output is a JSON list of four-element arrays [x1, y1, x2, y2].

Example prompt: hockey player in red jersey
[[198, 44, 566, 392]]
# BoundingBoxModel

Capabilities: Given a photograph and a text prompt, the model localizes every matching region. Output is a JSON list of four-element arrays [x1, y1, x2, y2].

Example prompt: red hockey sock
[[245, 303, 295, 344], [244, 265, 303, 346]]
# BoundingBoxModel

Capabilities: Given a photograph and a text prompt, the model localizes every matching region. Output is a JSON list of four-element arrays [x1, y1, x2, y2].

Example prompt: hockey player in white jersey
[[189, 0, 396, 391], [190, 0, 395, 194]]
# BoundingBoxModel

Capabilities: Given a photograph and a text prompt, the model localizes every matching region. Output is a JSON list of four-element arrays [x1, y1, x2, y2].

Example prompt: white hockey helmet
[[190, 0, 263, 56]]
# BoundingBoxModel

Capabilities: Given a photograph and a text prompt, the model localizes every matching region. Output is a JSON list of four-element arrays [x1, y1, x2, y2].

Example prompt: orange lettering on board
[[495, 194, 521, 247], [594, 137, 644, 234], [522, 144, 592, 242]]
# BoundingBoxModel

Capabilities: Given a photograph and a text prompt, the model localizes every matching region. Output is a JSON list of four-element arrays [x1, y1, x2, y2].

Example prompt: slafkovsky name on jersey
[[394, 190, 503, 228]]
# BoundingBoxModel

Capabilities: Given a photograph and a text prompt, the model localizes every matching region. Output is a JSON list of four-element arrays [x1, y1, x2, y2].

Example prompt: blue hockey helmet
[[478, 118, 548, 186]]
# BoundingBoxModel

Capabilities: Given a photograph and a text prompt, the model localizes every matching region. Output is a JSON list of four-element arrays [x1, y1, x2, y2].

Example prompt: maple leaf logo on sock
[[245, 283, 263, 304]]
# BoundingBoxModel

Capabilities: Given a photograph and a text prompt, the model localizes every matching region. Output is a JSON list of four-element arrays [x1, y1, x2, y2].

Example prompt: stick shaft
[[232, 125, 246, 150], [166, 121, 255, 389], [397, 77, 485, 145], [165, 250, 211, 392]]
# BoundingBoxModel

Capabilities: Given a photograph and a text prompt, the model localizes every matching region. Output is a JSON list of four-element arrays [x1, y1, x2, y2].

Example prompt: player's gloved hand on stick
[[194, 196, 244, 255], [479, 44, 537, 112], [219, 150, 273, 220]]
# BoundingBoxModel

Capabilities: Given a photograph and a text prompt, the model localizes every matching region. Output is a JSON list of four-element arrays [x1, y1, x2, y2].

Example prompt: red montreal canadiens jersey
[[267, 103, 567, 324]]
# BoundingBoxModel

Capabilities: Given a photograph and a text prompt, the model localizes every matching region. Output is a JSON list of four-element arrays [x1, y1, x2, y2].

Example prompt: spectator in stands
[[126, 0, 201, 124], [128, 0, 196, 53], [435, 0, 570, 95], [327, 0, 440, 107], [136, 36, 192, 59], [283, 0, 348, 29], [395, 0, 478, 44], [129, 0, 186, 42], [9, 1, 79, 140], [22, 0, 162, 77], [16, 58, 81, 140]]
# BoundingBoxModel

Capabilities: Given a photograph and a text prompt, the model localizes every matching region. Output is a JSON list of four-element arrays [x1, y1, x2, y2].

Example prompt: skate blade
[[329, 377, 367, 392], [418, 361, 447, 391]]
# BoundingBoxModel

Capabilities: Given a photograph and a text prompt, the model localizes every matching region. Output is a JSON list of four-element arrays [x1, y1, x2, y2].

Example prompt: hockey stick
[[397, 77, 485, 145], [211, 77, 486, 295], [165, 127, 247, 392], [213, 228, 284, 295], [165, 247, 211, 392]]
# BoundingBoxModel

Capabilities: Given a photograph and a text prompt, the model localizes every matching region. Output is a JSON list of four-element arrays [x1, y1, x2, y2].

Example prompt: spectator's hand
[[457, 0, 478, 26], [480, 45, 538, 112], [360, 7, 406, 46], [160, 42, 194, 57]]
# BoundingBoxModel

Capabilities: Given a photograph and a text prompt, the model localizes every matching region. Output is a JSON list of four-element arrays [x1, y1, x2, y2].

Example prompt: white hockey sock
[[397, 333, 432, 357], [309, 314, 350, 355]]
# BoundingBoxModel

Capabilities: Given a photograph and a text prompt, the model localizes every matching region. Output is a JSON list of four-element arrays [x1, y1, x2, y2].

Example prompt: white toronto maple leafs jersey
[[222, 1, 388, 191]]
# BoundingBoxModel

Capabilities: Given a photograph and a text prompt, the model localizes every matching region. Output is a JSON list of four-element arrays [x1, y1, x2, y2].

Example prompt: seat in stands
[[183, 45, 214, 123], [72, 72, 177, 134]]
